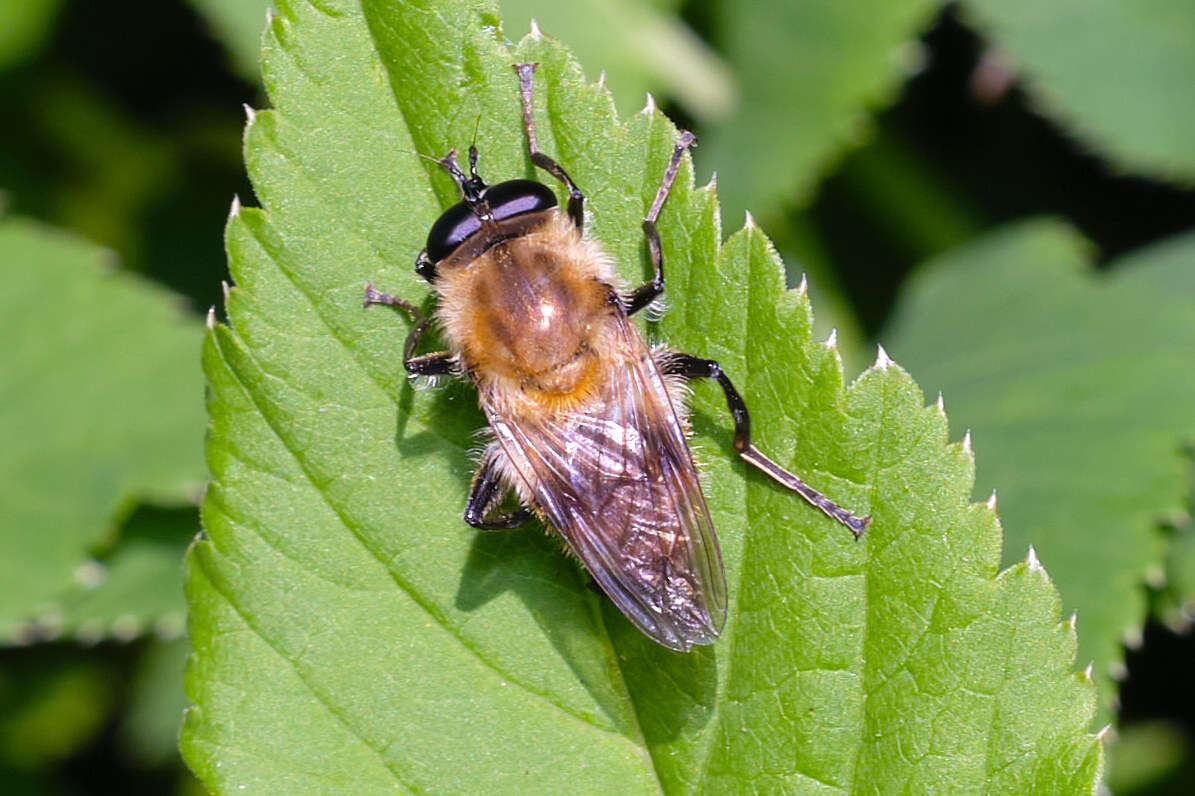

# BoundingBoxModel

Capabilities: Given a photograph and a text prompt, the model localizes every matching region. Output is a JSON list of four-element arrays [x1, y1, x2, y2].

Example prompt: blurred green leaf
[[1158, 525, 1195, 630], [181, 1, 1101, 791], [886, 221, 1195, 715], [0, 655, 114, 770], [963, 0, 1195, 183], [822, 132, 982, 268], [0, 0, 64, 72], [0, 71, 240, 313], [0, 217, 206, 641], [499, 0, 732, 122], [1104, 721, 1191, 795], [188, 0, 273, 80], [703, 0, 940, 223], [48, 505, 193, 644], [1154, 445, 1195, 630], [783, 128, 986, 343], [121, 636, 192, 768]]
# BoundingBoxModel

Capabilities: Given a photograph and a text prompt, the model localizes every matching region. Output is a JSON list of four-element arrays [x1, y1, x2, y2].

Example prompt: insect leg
[[464, 453, 533, 530], [514, 63, 585, 231], [660, 353, 870, 538], [625, 130, 697, 317], [415, 249, 437, 283], [363, 283, 455, 376]]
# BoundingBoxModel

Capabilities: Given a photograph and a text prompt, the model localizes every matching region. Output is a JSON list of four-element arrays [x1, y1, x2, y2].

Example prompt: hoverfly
[[364, 64, 870, 652]]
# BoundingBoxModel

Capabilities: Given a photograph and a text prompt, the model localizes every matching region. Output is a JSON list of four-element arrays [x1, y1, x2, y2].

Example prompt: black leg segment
[[660, 353, 870, 538], [415, 249, 437, 283], [625, 130, 696, 317], [514, 63, 586, 231], [363, 283, 456, 376], [464, 455, 533, 530]]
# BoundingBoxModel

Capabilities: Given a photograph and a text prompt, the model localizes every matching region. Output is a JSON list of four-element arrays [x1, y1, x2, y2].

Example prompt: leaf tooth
[[207, 306, 217, 329], [74, 559, 107, 588], [961, 429, 973, 456], [873, 344, 893, 370], [642, 92, 658, 114], [528, 18, 543, 38], [10, 621, 37, 645], [229, 194, 242, 219], [1165, 610, 1192, 634], [1095, 724, 1115, 746], [596, 70, 606, 88], [703, 171, 718, 193], [823, 328, 837, 349], [986, 489, 997, 511], [75, 618, 105, 646], [1025, 544, 1045, 574], [1108, 659, 1129, 681], [934, 391, 945, 414], [221, 280, 232, 303], [112, 613, 143, 642], [243, 103, 256, 123], [894, 40, 929, 77], [155, 613, 186, 640], [264, 6, 273, 25], [35, 607, 63, 640], [795, 273, 808, 296], [1064, 611, 1077, 631], [743, 209, 758, 230], [1122, 625, 1143, 651], [1081, 662, 1094, 682]]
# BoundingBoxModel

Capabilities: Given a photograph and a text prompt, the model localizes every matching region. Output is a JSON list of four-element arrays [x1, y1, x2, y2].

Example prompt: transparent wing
[[487, 315, 727, 651]]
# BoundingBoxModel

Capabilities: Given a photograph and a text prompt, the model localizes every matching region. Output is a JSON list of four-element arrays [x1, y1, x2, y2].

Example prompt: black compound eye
[[424, 179, 557, 263], [483, 179, 557, 222], [425, 202, 482, 264]]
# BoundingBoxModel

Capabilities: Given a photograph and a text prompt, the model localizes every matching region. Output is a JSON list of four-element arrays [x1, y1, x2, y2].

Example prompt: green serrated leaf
[[188, 0, 734, 123], [499, 0, 733, 123], [182, 1, 1101, 791], [703, 0, 940, 223], [885, 220, 1195, 716], [0, 217, 205, 642], [962, 0, 1195, 184]]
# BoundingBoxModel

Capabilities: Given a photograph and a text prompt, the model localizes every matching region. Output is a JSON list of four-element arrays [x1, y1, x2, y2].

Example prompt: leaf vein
[[210, 318, 644, 744], [194, 538, 420, 792]]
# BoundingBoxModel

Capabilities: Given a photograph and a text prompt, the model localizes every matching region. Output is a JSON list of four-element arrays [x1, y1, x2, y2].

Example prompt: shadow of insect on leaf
[[455, 515, 721, 742], [455, 520, 645, 718], [603, 608, 721, 743]]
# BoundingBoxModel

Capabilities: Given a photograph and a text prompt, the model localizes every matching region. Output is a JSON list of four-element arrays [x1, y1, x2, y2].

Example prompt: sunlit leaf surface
[[181, 2, 1102, 791], [887, 221, 1195, 716]]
